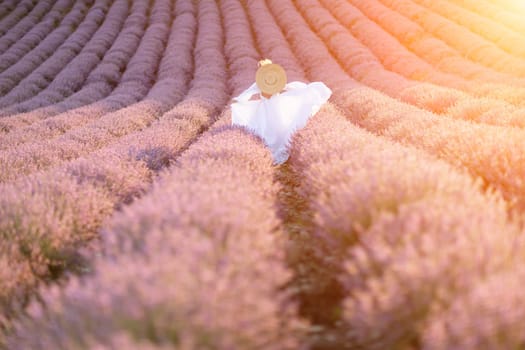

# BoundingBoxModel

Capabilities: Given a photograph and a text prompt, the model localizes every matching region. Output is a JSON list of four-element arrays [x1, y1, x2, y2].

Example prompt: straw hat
[[256, 59, 287, 97]]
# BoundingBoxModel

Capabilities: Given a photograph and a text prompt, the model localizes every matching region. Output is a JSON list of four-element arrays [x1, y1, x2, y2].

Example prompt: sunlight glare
[[493, 0, 525, 15]]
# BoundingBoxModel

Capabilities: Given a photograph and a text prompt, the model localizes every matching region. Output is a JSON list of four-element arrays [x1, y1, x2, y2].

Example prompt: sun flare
[[490, 0, 525, 14]]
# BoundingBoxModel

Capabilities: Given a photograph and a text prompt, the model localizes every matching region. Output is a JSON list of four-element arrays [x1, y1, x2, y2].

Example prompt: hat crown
[[256, 60, 287, 96]]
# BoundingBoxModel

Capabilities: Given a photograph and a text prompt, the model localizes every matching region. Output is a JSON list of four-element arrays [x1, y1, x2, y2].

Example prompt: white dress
[[231, 81, 332, 164]]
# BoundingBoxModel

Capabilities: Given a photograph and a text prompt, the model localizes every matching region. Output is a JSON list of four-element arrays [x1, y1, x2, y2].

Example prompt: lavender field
[[1, 0, 525, 348]]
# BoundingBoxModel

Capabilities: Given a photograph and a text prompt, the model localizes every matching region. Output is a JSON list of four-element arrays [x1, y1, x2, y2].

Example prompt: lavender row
[[266, 0, 359, 92], [0, 0, 93, 90], [0, 0, 128, 114], [219, 0, 260, 95], [292, 0, 417, 96], [287, 101, 522, 349], [286, 0, 525, 127], [486, 0, 525, 13], [6, 0, 306, 344], [306, 0, 525, 127], [413, 0, 525, 58], [0, 0, 174, 182], [320, 0, 467, 88], [0, 0, 202, 337], [0, 0, 36, 37], [0, 0, 54, 54], [453, 0, 525, 36], [0, 0, 19, 22], [0, 0, 113, 107], [7, 119, 305, 350], [349, 0, 525, 87], [0, 0, 232, 341], [320, 0, 525, 107], [333, 86, 525, 212], [249, 2, 516, 348], [378, 0, 525, 77], [0, 0, 75, 73], [247, 0, 338, 332], [424, 90, 525, 127], [296, 0, 525, 125], [0, 0, 79, 74], [0, 0, 150, 138], [244, 0, 306, 82], [423, 261, 525, 348]]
